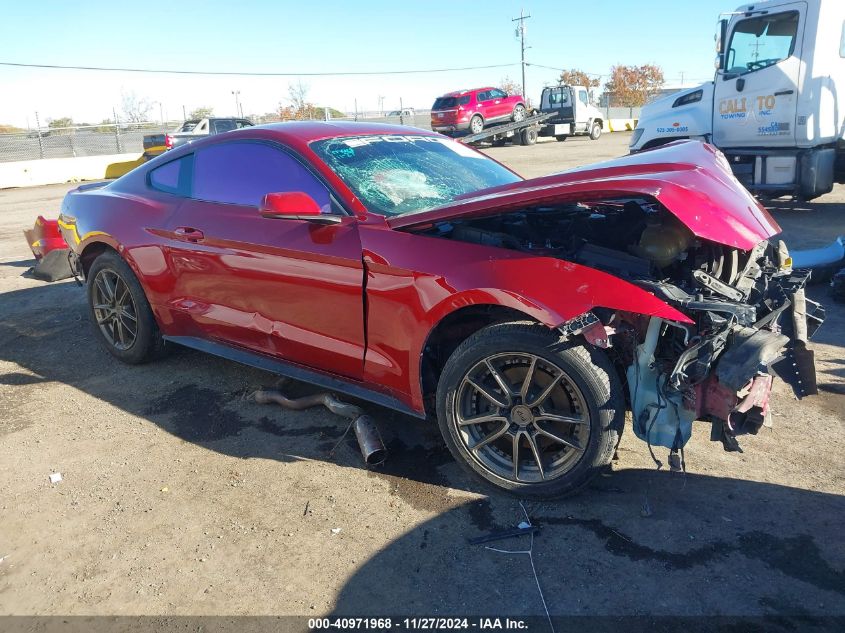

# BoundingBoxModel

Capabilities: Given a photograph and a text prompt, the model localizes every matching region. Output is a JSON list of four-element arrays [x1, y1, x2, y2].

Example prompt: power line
[[0, 61, 519, 77]]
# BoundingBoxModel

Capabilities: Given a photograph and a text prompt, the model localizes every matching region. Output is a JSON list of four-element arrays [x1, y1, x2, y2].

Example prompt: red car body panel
[[56, 124, 778, 417]]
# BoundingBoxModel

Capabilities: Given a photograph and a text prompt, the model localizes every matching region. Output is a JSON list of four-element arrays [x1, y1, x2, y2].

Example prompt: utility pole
[[679, 70, 685, 85], [512, 8, 531, 99]]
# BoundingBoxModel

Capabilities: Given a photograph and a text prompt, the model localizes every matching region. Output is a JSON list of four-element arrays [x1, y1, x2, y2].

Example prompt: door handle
[[736, 78, 745, 92], [775, 89, 794, 96], [174, 226, 205, 242]]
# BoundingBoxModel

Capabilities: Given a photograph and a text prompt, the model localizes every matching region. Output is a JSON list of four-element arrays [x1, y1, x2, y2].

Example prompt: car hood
[[388, 140, 780, 250]]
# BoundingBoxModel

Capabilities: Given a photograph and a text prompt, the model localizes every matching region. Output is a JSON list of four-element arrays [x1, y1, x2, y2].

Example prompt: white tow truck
[[630, 0, 845, 200]]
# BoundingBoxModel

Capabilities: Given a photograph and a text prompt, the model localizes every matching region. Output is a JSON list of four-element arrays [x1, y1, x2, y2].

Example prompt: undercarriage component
[[715, 327, 788, 392], [254, 380, 387, 465]]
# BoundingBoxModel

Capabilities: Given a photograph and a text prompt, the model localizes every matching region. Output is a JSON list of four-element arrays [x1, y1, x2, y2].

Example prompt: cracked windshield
[[311, 134, 521, 216]]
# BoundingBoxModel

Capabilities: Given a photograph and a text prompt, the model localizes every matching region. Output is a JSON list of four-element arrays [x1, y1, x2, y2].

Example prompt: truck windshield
[[726, 11, 799, 75], [541, 88, 570, 109], [310, 135, 521, 217]]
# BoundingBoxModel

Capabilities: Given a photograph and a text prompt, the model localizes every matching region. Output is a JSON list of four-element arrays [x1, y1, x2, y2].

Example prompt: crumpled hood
[[389, 140, 780, 250]]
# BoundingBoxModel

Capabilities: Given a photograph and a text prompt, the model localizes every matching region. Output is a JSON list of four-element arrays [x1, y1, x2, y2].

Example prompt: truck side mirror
[[715, 18, 728, 69]]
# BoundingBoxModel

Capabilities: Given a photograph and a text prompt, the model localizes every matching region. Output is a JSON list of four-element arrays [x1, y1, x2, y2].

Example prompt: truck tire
[[520, 128, 538, 146], [435, 322, 625, 498], [555, 135, 568, 142], [590, 122, 603, 140]]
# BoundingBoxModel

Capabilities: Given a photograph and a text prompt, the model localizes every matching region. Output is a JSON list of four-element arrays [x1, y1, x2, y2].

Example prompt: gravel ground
[[0, 133, 843, 624]]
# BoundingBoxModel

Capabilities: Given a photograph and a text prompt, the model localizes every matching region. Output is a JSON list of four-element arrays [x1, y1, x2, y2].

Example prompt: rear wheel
[[436, 322, 624, 498], [590, 122, 603, 140], [519, 128, 538, 146], [512, 104, 526, 122], [469, 115, 484, 134], [87, 250, 166, 364]]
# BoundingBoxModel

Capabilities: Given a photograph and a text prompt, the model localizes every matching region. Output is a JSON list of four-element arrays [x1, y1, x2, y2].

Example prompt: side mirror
[[259, 191, 340, 223], [715, 18, 728, 69]]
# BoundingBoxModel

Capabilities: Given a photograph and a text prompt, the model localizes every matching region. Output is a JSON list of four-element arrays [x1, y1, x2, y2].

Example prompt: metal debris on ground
[[468, 525, 540, 545], [48, 472, 62, 484], [479, 502, 554, 633], [331, 528, 342, 535]]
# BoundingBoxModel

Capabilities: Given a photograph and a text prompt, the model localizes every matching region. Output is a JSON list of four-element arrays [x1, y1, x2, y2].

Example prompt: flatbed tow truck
[[454, 112, 554, 146]]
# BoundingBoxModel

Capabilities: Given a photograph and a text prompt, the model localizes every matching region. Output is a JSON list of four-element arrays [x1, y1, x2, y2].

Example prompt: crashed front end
[[406, 141, 825, 458], [610, 238, 824, 455]]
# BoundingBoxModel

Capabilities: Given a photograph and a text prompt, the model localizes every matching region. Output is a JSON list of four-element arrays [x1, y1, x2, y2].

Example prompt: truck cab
[[631, 0, 845, 200], [538, 85, 604, 141]]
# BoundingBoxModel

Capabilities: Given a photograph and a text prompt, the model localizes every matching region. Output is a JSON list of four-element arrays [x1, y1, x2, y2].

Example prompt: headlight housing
[[672, 89, 703, 108]]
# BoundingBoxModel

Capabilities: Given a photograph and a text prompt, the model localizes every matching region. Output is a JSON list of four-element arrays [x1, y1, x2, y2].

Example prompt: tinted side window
[[476, 91, 491, 102], [192, 142, 332, 210], [212, 120, 236, 133], [149, 156, 191, 195], [458, 95, 471, 106]]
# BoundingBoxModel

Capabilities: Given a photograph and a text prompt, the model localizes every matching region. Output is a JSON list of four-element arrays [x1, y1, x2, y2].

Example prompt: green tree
[[188, 107, 214, 120], [47, 116, 74, 129]]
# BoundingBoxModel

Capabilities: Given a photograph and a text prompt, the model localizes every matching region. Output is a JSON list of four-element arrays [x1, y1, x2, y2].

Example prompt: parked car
[[57, 123, 820, 498], [431, 88, 526, 135], [164, 117, 253, 151]]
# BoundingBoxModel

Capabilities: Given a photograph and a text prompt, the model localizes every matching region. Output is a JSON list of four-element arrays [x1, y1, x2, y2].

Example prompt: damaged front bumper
[[622, 264, 824, 454]]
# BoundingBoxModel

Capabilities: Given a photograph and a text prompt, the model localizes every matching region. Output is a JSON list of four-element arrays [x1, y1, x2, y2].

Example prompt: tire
[[435, 322, 625, 498], [519, 128, 538, 146], [589, 122, 603, 140], [469, 115, 484, 134], [555, 135, 568, 142], [87, 250, 166, 364], [512, 104, 526, 123]]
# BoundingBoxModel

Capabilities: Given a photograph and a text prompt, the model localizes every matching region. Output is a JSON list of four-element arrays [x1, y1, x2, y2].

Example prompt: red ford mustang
[[57, 122, 821, 497]]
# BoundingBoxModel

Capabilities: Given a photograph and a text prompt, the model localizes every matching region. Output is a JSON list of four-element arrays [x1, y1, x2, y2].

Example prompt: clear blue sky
[[0, 0, 728, 126]]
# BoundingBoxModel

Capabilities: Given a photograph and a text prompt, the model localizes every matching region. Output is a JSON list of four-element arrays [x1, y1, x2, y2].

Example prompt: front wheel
[[555, 135, 568, 142], [512, 104, 526, 123], [436, 322, 624, 498], [589, 122, 603, 140], [87, 250, 166, 364]]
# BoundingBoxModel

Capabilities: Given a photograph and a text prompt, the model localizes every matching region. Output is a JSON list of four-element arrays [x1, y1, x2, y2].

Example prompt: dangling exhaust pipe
[[253, 380, 386, 466], [353, 415, 387, 465]]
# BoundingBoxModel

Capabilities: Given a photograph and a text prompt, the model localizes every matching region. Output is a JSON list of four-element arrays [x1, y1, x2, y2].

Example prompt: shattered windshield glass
[[310, 134, 522, 216]]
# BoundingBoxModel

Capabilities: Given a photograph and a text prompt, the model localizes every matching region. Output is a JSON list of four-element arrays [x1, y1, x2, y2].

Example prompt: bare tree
[[120, 90, 154, 123], [498, 76, 522, 96], [287, 80, 310, 112]]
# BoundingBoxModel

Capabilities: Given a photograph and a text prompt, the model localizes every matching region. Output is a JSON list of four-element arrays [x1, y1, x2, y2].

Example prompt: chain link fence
[[0, 122, 179, 163], [0, 107, 638, 164]]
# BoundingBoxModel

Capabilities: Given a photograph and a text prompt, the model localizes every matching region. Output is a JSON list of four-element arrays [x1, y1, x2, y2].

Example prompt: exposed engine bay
[[417, 197, 825, 458]]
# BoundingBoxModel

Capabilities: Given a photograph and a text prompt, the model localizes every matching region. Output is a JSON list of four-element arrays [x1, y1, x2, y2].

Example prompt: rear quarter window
[[148, 156, 191, 195]]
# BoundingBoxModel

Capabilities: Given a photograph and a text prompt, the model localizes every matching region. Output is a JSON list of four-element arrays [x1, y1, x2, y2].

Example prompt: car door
[[487, 89, 509, 120], [158, 140, 366, 380], [712, 6, 804, 148], [475, 90, 493, 122]]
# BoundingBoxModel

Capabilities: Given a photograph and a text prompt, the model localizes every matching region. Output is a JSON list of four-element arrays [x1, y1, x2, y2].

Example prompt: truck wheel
[[87, 250, 166, 364], [520, 128, 538, 146], [589, 122, 603, 140], [435, 322, 625, 498], [469, 115, 484, 134], [512, 104, 527, 123], [555, 135, 568, 142]]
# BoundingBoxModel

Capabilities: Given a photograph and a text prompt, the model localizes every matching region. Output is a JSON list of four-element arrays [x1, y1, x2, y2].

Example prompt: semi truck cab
[[630, 0, 845, 200]]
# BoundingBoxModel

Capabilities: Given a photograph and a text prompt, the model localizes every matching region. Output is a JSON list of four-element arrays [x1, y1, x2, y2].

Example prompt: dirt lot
[[1, 133, 843, 624]]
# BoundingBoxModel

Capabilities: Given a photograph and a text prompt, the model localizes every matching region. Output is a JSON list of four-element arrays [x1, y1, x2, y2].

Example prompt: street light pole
[[232, 90, 242, 118]]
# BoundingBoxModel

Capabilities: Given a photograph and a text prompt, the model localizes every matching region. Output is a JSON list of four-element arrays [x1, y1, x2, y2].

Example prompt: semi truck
[[629, 0, 845, 200]]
